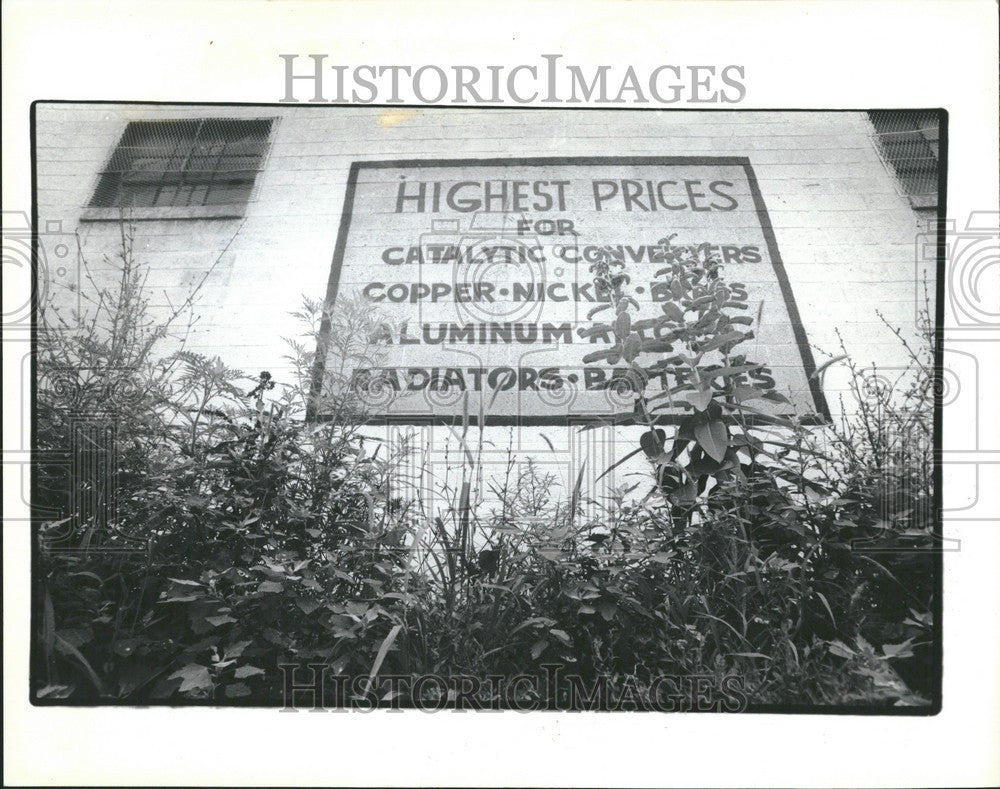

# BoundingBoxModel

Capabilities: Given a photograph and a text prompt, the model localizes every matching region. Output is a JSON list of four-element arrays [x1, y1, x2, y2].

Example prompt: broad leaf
[[685, 388, 714, 412], [614, 311, 631, 340], [598, 600, 617, 621], [639, 428, 666, 458], [661, 301, 684, 322], [169, 663, 212, 694], [693, 419, 728, 462], [623, 334, 642, 362]]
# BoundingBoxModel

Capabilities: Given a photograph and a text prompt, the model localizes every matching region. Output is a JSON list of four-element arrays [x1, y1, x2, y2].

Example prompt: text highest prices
[[394, 178, 740, 214], [317, 159, 818, 421]]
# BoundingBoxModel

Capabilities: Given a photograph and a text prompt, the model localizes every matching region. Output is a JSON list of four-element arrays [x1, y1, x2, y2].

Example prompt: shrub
[[33, 226, 936, 708]]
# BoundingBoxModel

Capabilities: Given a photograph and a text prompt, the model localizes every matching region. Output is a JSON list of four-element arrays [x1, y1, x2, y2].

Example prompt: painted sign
[[315, 157, 825, 424]]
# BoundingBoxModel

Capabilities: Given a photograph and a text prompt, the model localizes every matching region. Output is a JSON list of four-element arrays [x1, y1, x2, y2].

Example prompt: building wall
[[34, 105, 934, 500]]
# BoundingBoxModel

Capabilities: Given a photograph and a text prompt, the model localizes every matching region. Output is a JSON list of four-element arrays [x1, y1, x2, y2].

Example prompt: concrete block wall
[[34, 105, 934, 505]]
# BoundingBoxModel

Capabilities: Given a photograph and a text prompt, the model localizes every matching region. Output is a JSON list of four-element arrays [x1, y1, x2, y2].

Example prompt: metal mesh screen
[[89, 118, 272, 209], [868, 111, 941, 206]]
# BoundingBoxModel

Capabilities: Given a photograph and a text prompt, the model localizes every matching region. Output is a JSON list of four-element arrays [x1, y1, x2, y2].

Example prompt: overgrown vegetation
[[33, 228, 937, 708]]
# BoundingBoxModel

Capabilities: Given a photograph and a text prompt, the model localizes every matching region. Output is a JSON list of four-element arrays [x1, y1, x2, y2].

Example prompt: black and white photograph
[[28, 104, 944, 712], [3, 1, 998, 787]]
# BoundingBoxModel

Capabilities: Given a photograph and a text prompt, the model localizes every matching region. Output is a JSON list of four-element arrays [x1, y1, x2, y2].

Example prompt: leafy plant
[[34, 222, 937, 708]]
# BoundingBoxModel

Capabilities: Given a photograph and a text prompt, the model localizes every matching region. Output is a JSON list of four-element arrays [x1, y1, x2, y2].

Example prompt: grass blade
[[458, 480, 472, 562], [594, 445, 645, 484], [569, 460, 587, 520], [811, 354, 848, 383], [364, 624, 402, 695]]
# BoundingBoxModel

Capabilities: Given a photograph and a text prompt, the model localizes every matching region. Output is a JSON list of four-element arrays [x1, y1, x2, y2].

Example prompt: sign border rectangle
[[310, 156, 830, 424]]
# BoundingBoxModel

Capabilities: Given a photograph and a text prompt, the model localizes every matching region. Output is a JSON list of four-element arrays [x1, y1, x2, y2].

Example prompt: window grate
[[868, 111, 940, 207], [89, 118, 273, 209]]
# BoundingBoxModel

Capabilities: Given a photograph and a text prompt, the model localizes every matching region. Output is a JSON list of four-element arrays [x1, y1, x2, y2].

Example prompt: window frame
[[81, 117, 275, 221], [868, 111, 941, 212]]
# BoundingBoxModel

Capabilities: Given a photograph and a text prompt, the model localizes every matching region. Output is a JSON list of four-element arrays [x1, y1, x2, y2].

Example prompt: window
[[868, 111, 941, 213], [88, 118, 272, 213]]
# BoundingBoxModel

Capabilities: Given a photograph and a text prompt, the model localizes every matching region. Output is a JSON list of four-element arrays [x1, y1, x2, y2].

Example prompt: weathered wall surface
[[34, 105, 933, 500]]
